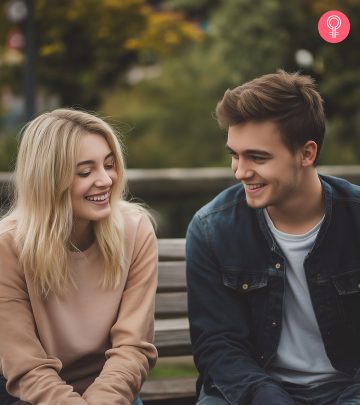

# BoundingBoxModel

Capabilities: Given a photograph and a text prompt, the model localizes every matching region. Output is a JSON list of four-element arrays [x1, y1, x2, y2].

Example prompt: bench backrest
[[137, 239, 197, 401], [155, 238, 191, 356]]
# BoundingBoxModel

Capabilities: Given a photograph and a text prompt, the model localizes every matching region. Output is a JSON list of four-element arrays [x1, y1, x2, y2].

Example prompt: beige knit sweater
[[0, 208, 158, 404]]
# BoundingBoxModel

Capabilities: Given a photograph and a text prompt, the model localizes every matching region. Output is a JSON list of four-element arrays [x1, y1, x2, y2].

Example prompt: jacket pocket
[[221, 269, 269, 340], [331, 269, 360, 334], [332, 269, 360, 295], [221, 269, 268, 293]]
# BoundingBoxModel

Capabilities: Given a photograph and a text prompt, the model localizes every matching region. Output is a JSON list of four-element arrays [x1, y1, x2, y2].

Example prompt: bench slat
[[158, 262, 186, 292], [158, 239, 186, 261], [154, 318, 191, 357], [141, 377, 196, 400], [155, 292, 188, 317], [148, 239, 195, 399]]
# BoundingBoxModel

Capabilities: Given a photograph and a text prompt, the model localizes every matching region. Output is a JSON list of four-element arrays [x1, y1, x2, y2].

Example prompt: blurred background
[[0, 0, 359, 237], [0, 0, 359, 398]]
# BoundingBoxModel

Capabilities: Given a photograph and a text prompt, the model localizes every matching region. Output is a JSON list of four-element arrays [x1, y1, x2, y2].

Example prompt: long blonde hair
[[8, 108, 135, 296]]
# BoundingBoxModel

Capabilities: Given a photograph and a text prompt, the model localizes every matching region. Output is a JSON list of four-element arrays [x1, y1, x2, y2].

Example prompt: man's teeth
[[247, 184, 265, 190], [86, 192, 110, 201]]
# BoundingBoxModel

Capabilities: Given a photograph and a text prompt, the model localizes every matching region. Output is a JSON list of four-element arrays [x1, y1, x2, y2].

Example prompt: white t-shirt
[[264, 209, 349, 385]]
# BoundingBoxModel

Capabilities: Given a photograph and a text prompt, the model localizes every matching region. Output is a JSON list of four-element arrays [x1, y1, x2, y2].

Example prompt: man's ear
[[301, 141, 318, 167]]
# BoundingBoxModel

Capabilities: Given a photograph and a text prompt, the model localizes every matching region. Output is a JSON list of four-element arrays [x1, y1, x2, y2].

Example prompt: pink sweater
[[0, 208, 158, 404]]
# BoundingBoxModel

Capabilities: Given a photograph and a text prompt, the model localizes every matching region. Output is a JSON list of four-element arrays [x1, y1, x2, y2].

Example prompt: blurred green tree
[[0, 0, 202, 108], [0, 133, 17, 171], [165, 0, 220, 19], [102, 0, 359, 167]]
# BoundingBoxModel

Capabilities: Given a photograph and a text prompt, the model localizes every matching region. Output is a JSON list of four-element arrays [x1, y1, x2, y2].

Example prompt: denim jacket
[[186, 175, 360, 405]]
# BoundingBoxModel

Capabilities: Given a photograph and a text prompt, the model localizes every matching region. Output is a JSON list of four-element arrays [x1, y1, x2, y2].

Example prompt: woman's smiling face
[[70, 132, 118, 226]]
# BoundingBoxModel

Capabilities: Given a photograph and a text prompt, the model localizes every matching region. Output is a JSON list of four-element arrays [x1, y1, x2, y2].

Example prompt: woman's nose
[[95, 169, 113, 187]]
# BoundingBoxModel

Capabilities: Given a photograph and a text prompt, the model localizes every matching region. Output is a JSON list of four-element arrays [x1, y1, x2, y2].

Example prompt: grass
[[149, 357, 198, 379]]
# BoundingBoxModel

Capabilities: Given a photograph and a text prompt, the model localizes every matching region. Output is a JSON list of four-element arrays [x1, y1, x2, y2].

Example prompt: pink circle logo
[[318, 10, 350, 43]]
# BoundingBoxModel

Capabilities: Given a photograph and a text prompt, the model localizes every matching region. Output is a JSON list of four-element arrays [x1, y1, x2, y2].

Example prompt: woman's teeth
[[85, 192, 110, 201]]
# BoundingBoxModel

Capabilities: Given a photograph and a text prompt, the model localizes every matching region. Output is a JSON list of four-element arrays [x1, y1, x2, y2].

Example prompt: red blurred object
[[7, 28, 26, 50]]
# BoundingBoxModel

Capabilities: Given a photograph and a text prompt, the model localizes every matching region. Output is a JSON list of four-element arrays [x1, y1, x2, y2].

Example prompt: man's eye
[[228, 151, 238, 159], [251, 156, 266, 162]]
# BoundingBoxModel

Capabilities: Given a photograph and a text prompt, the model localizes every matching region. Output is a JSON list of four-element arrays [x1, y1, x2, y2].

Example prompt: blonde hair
[[8, 108, 141, 296]]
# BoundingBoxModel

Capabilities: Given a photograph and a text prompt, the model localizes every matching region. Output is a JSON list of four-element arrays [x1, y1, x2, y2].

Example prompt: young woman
[[0, 109, 158, 404]]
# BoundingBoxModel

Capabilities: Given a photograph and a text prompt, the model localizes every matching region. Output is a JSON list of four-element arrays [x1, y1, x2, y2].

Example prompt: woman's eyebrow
[[76, 152, 113, 167]]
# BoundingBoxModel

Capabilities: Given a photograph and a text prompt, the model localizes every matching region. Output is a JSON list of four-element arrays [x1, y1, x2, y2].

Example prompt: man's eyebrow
[[76, 152, 114, 167], [225, 145, 273, 157], [244, 149, 273, 157], [225, 145, 236, 153]]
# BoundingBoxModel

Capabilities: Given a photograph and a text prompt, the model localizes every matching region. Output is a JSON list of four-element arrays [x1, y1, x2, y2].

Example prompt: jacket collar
[[255, 174, 333, 256]]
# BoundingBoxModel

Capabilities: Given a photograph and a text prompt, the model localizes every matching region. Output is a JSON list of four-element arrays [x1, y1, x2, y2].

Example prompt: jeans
[[197, 381, 360, 405], [0, 375, 143, 405], [197, 386, 228, 404], [282, 381, 360, 405]]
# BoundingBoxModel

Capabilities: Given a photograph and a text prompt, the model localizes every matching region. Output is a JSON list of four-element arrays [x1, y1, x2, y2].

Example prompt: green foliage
[[125, 9, 204, 61], [33, 0, 148, 107], [1, 0, 358, 169], [0, 0, 202, 109], [102, 50, 229, 168], [0, 132, 18, 171], [165, 0, 220, 19], [102, 0, 360, 167]]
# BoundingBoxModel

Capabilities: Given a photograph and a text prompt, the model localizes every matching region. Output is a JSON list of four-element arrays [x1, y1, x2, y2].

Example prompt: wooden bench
[[141, 239, 197, 403]]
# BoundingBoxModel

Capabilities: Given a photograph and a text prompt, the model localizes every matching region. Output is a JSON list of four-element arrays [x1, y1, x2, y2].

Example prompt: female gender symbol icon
[[327, 15, 341, 38], [318, 10, 350, 43]]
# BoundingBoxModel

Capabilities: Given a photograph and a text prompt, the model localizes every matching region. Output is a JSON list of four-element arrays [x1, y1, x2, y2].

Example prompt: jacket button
[[357, 283, 360, 289], [242, 283, 249, 290], [275, 263, 281, 270], [271, 321, 277, 327]]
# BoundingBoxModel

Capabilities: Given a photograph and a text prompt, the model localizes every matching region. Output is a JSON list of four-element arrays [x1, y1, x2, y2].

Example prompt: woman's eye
[[105, 163, 114, 170], [78, 172, 90, 177]]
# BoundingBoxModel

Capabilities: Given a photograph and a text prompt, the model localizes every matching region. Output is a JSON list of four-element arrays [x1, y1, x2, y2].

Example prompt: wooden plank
[[155, 317, 189, 332], [128, 167, 235, 197], [141, 377, 197, 400], [2, 167, 360, 201], [158, 238, 186, 261], [158, 262, 186, 292], [155, 292, 188, 317], [154, 318, 191, 356]]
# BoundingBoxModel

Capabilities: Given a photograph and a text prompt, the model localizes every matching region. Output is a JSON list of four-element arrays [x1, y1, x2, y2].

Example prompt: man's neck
[[266, 170, 324, 235]]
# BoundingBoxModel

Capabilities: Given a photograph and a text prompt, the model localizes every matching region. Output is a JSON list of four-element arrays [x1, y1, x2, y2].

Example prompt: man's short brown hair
[[216, 70, 325, 164]]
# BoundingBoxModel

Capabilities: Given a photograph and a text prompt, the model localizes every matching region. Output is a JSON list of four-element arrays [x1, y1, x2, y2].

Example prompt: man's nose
[[233, 160, 253, 181]]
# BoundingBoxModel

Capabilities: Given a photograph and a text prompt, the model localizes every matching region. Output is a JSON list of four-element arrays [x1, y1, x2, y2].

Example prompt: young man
[[186, 71, 360, 405]]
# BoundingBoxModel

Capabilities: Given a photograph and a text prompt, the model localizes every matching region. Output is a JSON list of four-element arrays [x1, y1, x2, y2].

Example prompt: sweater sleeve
[[0, 230, 87, 404], [82, 213, 158, 405]]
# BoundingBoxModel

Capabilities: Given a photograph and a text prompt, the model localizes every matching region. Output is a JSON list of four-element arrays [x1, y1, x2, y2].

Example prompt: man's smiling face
[[227, 121, 304, 211]]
